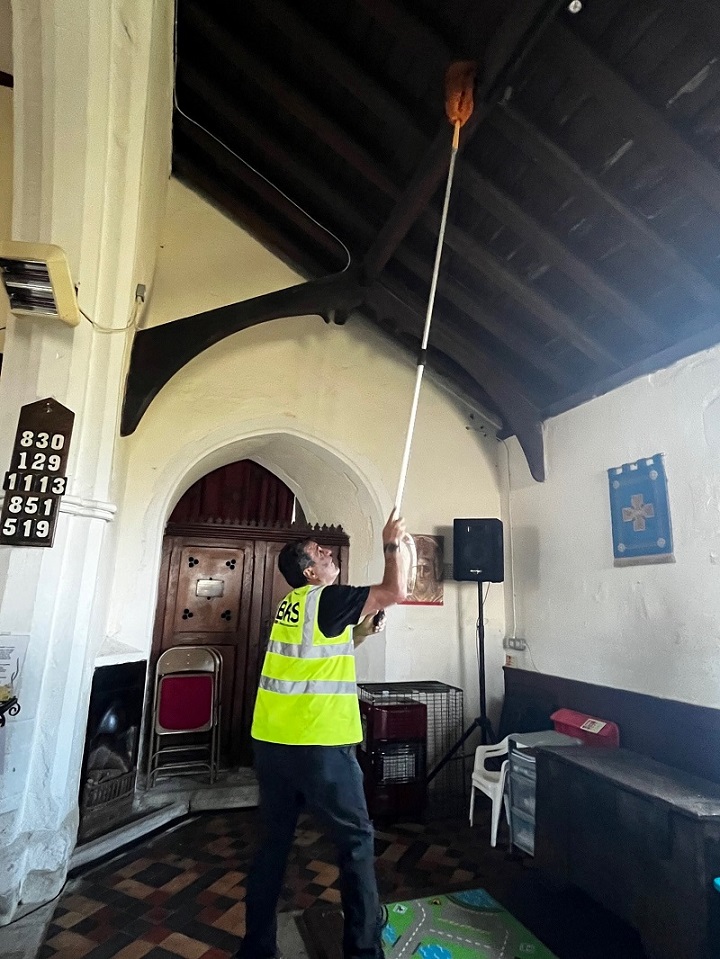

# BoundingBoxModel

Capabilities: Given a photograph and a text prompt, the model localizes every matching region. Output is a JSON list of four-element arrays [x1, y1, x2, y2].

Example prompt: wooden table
[[535, 746, 720, 959]]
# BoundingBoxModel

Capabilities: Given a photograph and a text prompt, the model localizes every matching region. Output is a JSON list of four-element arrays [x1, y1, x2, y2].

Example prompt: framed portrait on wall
[[402, 534, 444, 606]]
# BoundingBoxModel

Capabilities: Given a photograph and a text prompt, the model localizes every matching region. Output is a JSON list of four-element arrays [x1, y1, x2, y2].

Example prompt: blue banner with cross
[[607, 454, 674, 567]]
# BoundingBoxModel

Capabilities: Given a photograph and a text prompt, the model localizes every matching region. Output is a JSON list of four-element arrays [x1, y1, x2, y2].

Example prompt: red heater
[[358, 697, 427, 818]]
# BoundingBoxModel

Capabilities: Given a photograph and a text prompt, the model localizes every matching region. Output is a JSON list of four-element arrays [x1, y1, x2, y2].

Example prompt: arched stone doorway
[[132, 426, 389, 769], [151, 458, 351, 765]]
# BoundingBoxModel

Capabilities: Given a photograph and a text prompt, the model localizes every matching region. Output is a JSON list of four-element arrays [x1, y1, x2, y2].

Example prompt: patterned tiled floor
[[40, 807, 510, 959], [40, 804, 647, 959]]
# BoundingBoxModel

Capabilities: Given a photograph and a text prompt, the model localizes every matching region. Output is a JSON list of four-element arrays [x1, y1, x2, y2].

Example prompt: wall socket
[[504, 637, 527, 651]]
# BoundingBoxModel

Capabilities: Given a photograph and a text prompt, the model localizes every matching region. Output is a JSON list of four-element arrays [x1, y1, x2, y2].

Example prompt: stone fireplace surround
[[72, 654, 259, 871]]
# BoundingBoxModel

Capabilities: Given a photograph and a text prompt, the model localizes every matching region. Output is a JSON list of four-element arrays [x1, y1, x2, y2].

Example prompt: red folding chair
[[148, 646, 222, 786]]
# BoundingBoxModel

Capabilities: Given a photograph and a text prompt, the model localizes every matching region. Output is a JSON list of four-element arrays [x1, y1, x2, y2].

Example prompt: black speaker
[[453, 518, 504, 582]]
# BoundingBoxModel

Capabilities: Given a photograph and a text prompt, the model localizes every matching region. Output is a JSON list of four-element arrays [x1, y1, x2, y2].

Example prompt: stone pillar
[[0, 0, 171, 923]]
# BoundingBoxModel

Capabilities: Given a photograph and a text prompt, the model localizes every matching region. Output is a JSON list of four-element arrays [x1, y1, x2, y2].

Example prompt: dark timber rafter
[[491, 105, 720, 312], [439, 217, 622, 371], [121, 271, 367, 435], [394, 246, 575, 390], [547, 22, 720, 218], [177, 69, 375, 254], [181, 0, 664, 375], [458, 166, 664, 343], [256, 0, 712, 334], [259, 0, 425, 155], [124, 0, 566, 482], [368, 282, 546, 481], [362, 0, 570, 278], [261, 2, 666, 352], [183, 0, 400, 201]]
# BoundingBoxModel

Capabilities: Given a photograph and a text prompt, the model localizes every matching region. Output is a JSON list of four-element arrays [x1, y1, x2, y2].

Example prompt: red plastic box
[[550, 708, 620, 748]]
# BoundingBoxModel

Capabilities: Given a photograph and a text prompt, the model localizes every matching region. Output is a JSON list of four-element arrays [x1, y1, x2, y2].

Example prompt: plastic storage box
[[507, 730, 581, 855]]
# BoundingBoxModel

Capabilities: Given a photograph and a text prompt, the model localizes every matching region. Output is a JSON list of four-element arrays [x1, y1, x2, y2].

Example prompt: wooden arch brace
[[121, 273, 546, 482]]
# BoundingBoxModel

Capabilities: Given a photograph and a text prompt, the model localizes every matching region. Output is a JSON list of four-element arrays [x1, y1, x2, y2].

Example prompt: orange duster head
[[445, 61, 477, 147]]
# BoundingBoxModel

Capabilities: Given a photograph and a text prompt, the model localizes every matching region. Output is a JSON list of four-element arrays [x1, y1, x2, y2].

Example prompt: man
[[236, 510, 408, 959]]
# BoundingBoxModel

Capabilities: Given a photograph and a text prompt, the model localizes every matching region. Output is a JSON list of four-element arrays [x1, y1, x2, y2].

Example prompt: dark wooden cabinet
[[535, 747, 720, 959]]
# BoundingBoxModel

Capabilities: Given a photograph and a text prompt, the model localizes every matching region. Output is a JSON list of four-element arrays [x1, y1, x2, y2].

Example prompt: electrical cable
[[171, 1, 352, 273], [522, 636, 541, 672], [502, 438, 518, 640], [79, 292, 143, 334]]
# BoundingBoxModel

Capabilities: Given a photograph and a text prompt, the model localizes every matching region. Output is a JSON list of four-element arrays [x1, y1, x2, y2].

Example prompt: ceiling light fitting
[[0, 241, 80, 327]]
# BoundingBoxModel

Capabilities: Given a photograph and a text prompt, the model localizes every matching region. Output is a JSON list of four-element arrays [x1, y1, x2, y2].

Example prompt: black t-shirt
[[317, 585, 370, 638]]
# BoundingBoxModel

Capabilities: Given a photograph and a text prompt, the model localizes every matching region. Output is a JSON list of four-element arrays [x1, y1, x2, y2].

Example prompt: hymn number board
[[0, 398, 74, 547]]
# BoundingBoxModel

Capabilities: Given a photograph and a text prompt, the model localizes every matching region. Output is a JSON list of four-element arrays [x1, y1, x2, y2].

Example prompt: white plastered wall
[[0, 0, 10, 77], [0, 85, 11, 240], [507, 347, 720, 707], [0, 0, 11, 356], [109, 179, 506, 723], [0, 0, 173, 926]]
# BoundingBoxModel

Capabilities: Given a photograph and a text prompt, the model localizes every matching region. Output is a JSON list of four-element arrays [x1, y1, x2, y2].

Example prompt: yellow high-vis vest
[[251, 584, 362, 745]]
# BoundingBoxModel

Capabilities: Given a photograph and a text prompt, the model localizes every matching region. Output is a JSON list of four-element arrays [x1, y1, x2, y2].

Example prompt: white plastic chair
[[469, 736, 510, 847]]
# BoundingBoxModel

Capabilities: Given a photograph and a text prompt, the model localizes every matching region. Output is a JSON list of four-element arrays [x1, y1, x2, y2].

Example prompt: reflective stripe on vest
[[259, 678, 358, 695], [251, 583, 362, 746], [265, 638, 354, 659]]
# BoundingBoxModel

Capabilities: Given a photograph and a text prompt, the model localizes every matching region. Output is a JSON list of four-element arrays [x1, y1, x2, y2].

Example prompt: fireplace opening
[[78, 661, 146, 843]]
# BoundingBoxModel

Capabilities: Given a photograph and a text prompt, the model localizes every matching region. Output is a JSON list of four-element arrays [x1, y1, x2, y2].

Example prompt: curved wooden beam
[[368, 282, 546, 481], [121, 271, 365, 435]]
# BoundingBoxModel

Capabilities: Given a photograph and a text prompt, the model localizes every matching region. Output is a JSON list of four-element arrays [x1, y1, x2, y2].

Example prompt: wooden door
[[155, 537, 255, 764]]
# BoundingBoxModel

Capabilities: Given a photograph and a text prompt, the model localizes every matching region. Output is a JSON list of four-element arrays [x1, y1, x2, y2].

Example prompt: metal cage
[[358, 681, 465, 818]]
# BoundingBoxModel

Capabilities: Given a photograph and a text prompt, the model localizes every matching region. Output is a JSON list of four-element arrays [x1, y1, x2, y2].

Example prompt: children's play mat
[[381, 889, 558, 959]]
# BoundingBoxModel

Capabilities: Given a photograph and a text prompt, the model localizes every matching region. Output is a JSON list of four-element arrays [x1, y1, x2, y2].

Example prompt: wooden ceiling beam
[[459, 165, 664, 343], [493, 104, 720, 312], [436, 217, 622, 370], [541, 318, 720, 420], [394, 245, 572, 390], [122, 270, 367, 435], [259, 0, 424, 150], [354, 0, 452, 64], [362, 0, 569, 278], [368, 281, 546, 481], [183, 0, 400, 201], [372, 321, 504, 428], [231, 3, 666, 353], [548, 22, 720, 218]]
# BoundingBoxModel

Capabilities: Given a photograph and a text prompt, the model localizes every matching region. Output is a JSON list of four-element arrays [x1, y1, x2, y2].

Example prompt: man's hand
[[354, 610, 386, 646], [382, 509, 406, 548], [360, 510, 409, 617]]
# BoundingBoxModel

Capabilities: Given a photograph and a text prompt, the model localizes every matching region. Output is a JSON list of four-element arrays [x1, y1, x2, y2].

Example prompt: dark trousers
[[238, 740, 383, 959]]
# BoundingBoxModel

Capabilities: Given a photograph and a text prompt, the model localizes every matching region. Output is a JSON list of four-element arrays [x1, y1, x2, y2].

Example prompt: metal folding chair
[[148, 646, 222, 786]]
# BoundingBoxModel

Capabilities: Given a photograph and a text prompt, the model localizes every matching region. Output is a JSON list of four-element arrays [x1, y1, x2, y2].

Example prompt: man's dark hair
[[278, 539, 314, 588]]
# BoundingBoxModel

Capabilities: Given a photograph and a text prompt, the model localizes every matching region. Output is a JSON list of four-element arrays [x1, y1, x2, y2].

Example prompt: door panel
[[158, 538, 255, 765], [172, 546, 248, 633]]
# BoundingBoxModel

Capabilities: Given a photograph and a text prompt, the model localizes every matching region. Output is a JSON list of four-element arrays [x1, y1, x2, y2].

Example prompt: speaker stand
[[427, 581, 495, 784]]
